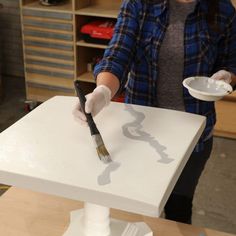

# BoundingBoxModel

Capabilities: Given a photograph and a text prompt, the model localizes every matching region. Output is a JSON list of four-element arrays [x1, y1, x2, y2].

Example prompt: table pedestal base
[[63, 203, 153, 236]]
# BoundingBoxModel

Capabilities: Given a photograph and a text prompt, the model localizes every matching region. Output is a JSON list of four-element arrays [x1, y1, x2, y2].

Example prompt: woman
[[74, 0, 236, 224]]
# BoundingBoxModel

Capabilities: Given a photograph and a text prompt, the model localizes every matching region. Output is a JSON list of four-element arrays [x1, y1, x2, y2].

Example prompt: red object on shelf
[[80, 20, 115, 44], [112, 92, 125, 103]]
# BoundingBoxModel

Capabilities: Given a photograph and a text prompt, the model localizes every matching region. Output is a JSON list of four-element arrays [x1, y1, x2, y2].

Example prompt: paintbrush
[[74, 80, 112, 164]]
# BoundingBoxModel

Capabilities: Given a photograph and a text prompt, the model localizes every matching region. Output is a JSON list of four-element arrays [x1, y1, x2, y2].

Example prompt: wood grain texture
[[214, 98, 236, 139], [232, 0, 236, 7], [0, 187, 234, 236], [26, 73, 75, 89], [26, 84, 74, 102]]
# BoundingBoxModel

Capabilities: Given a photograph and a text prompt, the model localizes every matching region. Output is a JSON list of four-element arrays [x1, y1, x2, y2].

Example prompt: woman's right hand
[[73, 85, 111, 125]]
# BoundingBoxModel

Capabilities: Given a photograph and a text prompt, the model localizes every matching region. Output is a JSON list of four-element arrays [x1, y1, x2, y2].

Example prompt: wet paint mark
[[98, 161, 121, 186], [122, 104, 174, 164]]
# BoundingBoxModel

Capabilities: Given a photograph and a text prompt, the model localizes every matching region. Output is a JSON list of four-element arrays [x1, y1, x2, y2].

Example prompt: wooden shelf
[[75, 5, 119, 18], [78, 72, 96, 83], [20, 0, 120, 101], [23, 1, 72, 13], [76, 40, 108, 49]]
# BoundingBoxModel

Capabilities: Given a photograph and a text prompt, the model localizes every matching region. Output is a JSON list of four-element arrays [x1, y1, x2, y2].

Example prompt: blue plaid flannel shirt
[[94, 0, 236, 152]]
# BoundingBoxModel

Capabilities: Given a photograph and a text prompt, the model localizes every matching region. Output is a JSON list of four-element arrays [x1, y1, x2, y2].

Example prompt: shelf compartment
[[26, 73, 74, 89], [22, 9, 73, 20], [75, 15, 114, 51], [26, 81, 75, 102], [76, 40, 108, 49], [23, 28, 73, 41], [24, 35, 74, 46], [22, 1, 73, 13], [25, 57, 74, 70], [77, 72, 95, 83], [24, 47, 74, 61], [76, 46, 104, 83], [26, 66, 74, 79], [23, 15, 73, 24], [75, 5, 120, 18], [24, 39, 74, 51], [23, 17, 73, 31], [75, 0, 121, 18], [25, 54, 74, 65]]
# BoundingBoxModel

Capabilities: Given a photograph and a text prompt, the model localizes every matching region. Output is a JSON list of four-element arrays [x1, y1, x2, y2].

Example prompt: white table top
[[0, 96, 205, 217]]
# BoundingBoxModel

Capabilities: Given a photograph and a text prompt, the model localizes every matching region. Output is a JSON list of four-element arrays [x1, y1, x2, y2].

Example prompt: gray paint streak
[[122, 104, 174, 164], [97, 161, 121, 186], [97, 103, 174, 186]]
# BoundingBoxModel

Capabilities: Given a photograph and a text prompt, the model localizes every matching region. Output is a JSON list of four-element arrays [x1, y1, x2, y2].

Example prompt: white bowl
[[182, 76, 233, 101]]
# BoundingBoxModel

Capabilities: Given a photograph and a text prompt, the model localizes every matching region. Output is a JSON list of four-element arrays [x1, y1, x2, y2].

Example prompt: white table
[[0, 96, 206, 236]]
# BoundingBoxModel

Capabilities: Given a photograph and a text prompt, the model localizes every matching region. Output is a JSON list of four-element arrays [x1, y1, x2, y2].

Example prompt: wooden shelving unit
[[78, 72, 95, 83], [19, 0, 122, 102], [19, 0, 236, 139]]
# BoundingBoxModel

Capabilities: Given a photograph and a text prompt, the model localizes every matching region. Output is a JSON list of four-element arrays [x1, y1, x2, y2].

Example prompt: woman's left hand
[[210, 70, 232, 84]]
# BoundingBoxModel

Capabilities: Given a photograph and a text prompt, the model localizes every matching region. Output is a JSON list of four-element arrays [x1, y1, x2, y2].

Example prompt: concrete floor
[[0, 76, 235, 234]]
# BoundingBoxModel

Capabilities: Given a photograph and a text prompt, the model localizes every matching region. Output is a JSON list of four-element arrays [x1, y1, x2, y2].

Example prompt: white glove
[[73, 85, 111, 125], [211, 70, 232, 84]]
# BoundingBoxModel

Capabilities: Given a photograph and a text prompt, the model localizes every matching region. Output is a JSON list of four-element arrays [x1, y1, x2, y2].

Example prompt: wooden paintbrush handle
[[74, 80, 100, 135]]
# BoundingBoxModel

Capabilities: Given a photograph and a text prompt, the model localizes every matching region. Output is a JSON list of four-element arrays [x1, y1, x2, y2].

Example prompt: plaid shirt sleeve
[[93, 1, 140, 92], [214, 9, 236, 77]]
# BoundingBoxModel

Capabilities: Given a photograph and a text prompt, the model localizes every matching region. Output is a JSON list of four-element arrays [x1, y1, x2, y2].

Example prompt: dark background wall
[[0, 0, 24, 78]]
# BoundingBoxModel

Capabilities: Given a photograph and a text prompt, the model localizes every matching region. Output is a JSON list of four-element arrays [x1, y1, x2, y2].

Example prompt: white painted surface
[[0, 96, 206, 217]]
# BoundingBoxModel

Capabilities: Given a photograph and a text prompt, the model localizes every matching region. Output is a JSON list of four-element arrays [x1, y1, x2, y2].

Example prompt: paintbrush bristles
[[96, 145, 112, 164], [92, 134, 112, 164]]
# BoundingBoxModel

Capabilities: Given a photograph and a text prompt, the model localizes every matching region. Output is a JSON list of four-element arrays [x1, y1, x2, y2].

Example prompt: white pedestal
[[63, 202, 153, 236]]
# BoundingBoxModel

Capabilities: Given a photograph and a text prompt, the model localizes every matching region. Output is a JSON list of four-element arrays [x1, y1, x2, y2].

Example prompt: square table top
[[0, 96, 205, 217]]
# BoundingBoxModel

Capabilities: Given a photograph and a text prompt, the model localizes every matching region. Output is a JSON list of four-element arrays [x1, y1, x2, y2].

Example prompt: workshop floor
[[0, 76, 235, 234]]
